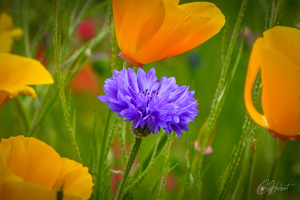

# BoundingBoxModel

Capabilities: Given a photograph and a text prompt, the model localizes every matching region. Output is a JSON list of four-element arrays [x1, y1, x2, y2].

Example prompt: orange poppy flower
[[112, 0, 225, 67], [0, 53, 53, 107], [0, 135, 93, 200], [0, 13, 23, 53], [244, 26, 300, 140]]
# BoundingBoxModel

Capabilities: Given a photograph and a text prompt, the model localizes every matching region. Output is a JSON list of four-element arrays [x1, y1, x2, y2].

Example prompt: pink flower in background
[[194, 141, 213, 155], [36, 43, 47, 66], [77, 18, 97, 41], [111, 170, 123, 194], [166, 174, 178, 190]]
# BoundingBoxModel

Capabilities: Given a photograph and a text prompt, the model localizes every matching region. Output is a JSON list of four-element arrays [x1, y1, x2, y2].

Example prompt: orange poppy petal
[[0, 91, 9, 107], [163, 2, 226, 58], [124, 1, 225, 64], [244, 38, 269, 129], [260, 48, 300, 135], [112, 0, 166, 61], [0, 136, 62, 188], [263, 26, 300, 67], [54, 158, 93, 200]]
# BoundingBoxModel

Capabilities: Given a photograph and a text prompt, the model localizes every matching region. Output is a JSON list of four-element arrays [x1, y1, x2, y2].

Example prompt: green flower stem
[[157, 134, 174, 200], [95, 109, 112, 199], [199, 0, 248, 163], [16, 97, 31, 133], [244, 141, 256, 200], [230, 141, 251, 200], [53, 0, 82, 162], [115, 136, 142, 200], [260, 139, 286, 200]]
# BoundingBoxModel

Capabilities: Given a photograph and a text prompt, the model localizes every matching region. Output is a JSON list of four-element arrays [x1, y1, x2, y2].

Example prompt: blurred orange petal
[[70, 62, 99, 95]]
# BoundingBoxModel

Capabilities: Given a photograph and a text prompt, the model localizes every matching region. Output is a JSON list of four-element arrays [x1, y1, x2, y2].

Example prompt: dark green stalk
[[22, 0, 30, 57], [231, 141, 251, 200], [115, 136, 142, 200], [157, 134, 174, 200], [95, 109, 112, 199], [260, 139, 286, 200], [244, 140, 256, 200], [16, 97, 31, 132]]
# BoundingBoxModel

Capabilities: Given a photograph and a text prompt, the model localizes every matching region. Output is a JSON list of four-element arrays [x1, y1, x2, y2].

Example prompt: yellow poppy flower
[[0, 53, 54, 107], [0, 135, 93, 200], [113, 0, 225, 67], [244, 26, 300, 140], [0, 12, 23, 53]]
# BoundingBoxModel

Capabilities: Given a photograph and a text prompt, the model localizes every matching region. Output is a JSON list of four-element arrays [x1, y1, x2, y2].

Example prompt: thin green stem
[[157, 134, 174, 200], [115, 136, 142, 200], [120, 120, 128, 162], [244, 140, 256, 200], [95, 109, 112, 199], [53, 0, 82, 162], [260, 139, 286, 200], [16, 97, 31, 133], [22, 0, 31, 57], [231, 141, 251, 200]]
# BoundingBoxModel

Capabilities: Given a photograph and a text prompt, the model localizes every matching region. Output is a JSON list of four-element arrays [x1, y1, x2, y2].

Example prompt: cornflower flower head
[[98, 68, 198, 138]]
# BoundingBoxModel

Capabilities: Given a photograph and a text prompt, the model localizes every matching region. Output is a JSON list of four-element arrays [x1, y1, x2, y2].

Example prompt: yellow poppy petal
[[9, 28, 23, 38], [263, 26, 300, 66], [0, 146, 22, 186], [0, 53, 53, 106], [0, 179, 56, 200], [244, 38, 269, 129], [260, 48, 300, 135], [0, 13, 13, 33], [0, 13, 23, 53], [0, 178, 83, 200], [1, 85, 36, 99], [112, 0, 166, 62], [0, 53, 53, 87], [0, 136, 62, 188], [54, 158, 93, 200]]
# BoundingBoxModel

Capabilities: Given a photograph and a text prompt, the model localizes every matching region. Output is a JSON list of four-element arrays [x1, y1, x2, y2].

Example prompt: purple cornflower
[[98, 68, 198, 138]]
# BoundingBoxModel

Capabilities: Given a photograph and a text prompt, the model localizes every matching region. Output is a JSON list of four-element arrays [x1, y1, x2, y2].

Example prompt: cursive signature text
[[257, 179, 294, 195]]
